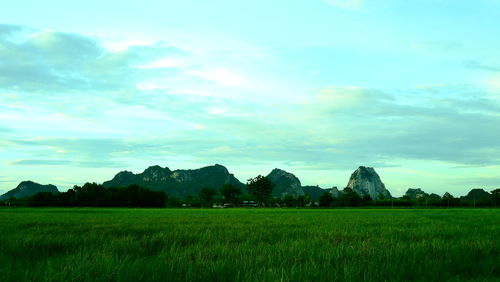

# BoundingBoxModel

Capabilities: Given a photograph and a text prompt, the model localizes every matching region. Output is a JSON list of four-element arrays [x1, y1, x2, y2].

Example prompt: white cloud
[[205, 106, 252, 117], [136, 57, 187, 69], [311, 86, 393, 112], [483, 74, 500, 94], [101, 38, 157, 52], [187, 68, 245, 87]]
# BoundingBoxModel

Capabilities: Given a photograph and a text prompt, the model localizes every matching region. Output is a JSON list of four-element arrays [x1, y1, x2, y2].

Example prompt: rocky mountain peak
[[0, 181, 59, 200], [463, 188, 490, 201], [116, 170, 134, 176], [346, 166, 391, 200], [405, 188, 429, 199], [213, 164, 229, 173], [193, 164, 231, 176], [269, 168, 298, 179], [443, 192, 454, 198], [267, 168, 304, 198], [143, 165, 171, 174], [17, 181, 36, 190], [112, 171, 136, 182], [330, 186, 340, 198], [142, 165, 171, 182]]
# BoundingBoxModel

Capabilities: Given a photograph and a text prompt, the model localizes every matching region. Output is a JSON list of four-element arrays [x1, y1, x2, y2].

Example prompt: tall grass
[[0, 208, 498, 281]]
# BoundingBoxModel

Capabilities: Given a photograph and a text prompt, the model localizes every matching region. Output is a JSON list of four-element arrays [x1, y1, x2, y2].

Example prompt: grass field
[[0, 208, 498, 281]]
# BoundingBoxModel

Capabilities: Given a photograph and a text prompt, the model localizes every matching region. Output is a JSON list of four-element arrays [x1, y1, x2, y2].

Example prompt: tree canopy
[[246, 175, 274, 205], [26, 183, 167, 207], [220, 184, 242, 204]]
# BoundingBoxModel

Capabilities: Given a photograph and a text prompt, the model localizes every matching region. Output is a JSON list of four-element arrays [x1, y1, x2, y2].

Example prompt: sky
[[1, 0, 500, 197]]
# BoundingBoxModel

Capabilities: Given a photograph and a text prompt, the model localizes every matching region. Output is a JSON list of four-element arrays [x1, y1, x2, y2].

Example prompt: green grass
[[0, 208, 498, 281]]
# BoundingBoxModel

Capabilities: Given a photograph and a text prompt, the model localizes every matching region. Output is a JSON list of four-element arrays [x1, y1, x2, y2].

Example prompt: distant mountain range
[[102, 165, 350, 199], [102, 164, 245, 198], [0, 181, 59, 200], [0, 164, 496, 201]]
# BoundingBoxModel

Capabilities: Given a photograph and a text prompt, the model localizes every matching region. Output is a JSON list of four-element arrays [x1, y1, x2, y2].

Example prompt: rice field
[[0, 208, 498, 281]]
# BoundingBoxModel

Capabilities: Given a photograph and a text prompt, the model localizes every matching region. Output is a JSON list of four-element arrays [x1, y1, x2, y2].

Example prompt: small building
[[242, 200, 257, 207]]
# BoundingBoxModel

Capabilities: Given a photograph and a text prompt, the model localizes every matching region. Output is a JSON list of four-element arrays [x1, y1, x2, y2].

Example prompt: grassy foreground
[[0, 208, 498, 281]]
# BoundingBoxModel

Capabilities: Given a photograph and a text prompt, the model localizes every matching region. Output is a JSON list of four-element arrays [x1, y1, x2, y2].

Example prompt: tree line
[[3, 183, 166, 207], [1, 175, 499, 208], [317, 188, 500, 208]]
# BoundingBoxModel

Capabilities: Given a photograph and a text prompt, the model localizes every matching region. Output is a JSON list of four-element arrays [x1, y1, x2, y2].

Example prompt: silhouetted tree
[[29, 192, 57, 207], [442, 192, 460, 207], [27, 183, 167, 207], [167, 196, 182, 207], [339, 188, 362, 207], [361, 194, 373, 206], [220, 184, 242, 204], [57, 188, 76, 206], [283, 194, 295, 207], [318, 192, 334, 207], [246, 175, 274, 206], [427, 193, 442, 206], [491, 189, 500, 207], [296, 195, 311, 207], [199, 187, 217, 207]]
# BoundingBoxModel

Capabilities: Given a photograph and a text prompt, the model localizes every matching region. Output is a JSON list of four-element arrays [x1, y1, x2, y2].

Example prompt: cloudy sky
[[1, 0, 500, 196]]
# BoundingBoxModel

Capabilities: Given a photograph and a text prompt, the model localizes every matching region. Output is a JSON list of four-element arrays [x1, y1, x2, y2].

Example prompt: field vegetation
[[0, 208, 498, 281]]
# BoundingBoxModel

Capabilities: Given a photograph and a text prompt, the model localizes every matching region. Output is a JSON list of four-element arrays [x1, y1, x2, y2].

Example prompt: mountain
[[301, 186, 330, 200], [266, 168, 304, 198], [346, 166, 392, 200], [443, 192, 454, 199], [462, 188, 490, 201], [428, 193, 441, 200], [103, 164, 245, 198], [405, 188, 429, 199], [0, 181, 59, 200], [330, 186, 341, 198], [301, 186, 341, 200]]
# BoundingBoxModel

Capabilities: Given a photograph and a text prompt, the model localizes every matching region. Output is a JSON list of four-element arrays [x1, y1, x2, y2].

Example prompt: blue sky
[[1, 0, 500, 196]]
